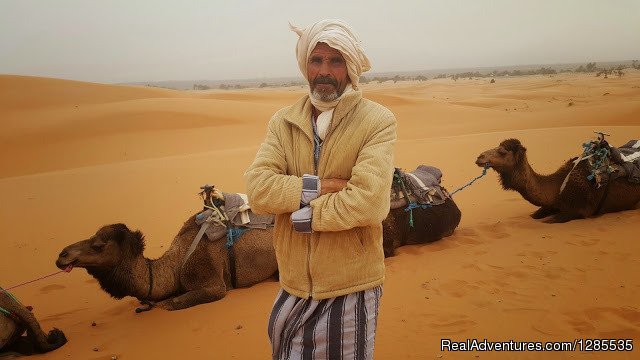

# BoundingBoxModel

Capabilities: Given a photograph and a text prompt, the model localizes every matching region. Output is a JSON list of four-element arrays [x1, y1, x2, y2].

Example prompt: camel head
[[476, 138, 527, 172], [56, 224, 145, 270]]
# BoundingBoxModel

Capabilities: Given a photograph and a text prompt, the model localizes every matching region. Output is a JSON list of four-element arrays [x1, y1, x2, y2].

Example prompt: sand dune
[[1, 71, 639, 359], [0, 76, 293, 178]]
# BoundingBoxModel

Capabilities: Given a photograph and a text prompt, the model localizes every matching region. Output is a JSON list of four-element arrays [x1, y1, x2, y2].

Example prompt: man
[[244, 19, 396, 359]]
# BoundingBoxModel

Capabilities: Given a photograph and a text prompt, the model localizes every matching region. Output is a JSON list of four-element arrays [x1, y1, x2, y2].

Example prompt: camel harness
[[392, 166, 455, 228], [560, 132, 615, 193], [188, 185, 244, 284], [392, 170, 432, 228], [134, 185, 247, 314], [135, 259, 155, 313], [0, 286, 22, 322]]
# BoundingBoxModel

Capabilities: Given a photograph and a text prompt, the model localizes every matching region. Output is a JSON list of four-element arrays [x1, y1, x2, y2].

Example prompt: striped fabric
[[268, 286, 383, 360], [617, 140, 640, 162]]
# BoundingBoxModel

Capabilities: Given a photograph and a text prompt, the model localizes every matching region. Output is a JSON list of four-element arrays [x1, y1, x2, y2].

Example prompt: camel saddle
[[390, 165, 450, 210], [609, 140, 640, 183], [575, 138, 640, 189], [189, 192, 274, 289], [195, 192, 274, 242]]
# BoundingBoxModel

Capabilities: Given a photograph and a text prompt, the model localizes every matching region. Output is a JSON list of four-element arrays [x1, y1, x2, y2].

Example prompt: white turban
[[290, 19, 371, 91]]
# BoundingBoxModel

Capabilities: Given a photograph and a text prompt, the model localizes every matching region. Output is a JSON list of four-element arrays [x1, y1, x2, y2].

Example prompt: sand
[[1, 72, 639, 359]]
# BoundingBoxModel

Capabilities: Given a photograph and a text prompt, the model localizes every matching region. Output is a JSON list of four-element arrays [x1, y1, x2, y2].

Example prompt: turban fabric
[[290, 19, 371, 91]]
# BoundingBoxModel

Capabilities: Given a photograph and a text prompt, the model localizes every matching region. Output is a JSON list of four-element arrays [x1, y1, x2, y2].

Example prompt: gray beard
[[311, 88, 340, 102]]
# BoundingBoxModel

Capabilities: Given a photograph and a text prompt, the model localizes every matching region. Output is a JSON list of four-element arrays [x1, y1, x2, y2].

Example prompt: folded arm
[[310, 115, 397, 231], [244, 116, 303, 215]]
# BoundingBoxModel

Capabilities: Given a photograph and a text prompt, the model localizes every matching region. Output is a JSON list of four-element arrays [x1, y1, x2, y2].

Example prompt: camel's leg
[[0, 294, 66, 353], [7, 311, 50, 352], [25, 328, 66, 353], [542, 212, 582, 224], [530, 206, 558, 219], [154, 286, 227, 311]]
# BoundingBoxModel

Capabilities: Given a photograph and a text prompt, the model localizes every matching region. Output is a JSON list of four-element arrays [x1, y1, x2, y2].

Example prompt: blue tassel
[[226, 227, 248, 249]]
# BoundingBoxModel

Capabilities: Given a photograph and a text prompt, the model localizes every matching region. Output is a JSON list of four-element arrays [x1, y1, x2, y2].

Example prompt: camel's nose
[[475, 154, 487, 166], [55, 250, 71, 269]]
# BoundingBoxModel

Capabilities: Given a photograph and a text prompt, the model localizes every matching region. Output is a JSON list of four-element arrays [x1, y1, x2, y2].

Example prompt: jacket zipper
[[287, 118, 317, 299], [308, 115, 323, 299], [289, 112, 333, 299]]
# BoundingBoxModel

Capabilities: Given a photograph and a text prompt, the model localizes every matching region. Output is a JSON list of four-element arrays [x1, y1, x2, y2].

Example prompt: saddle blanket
[[195, 192, 274, 241], [610, 140, 640, 183], [390, 165, 450, 210]]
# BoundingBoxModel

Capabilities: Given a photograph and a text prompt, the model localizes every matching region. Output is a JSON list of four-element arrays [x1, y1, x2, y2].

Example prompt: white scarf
[[314, 87, 353, 140], [290, 19, 370, 120]]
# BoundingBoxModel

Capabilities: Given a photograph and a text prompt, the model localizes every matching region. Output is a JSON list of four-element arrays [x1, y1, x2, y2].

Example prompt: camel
[[475, 138, 640, 223], [383, 165, 461, 256], [56, 218, 277, 311], [0, 291, 67, 356], [382, 198, 461, 257], [56, 178, 461, 311]]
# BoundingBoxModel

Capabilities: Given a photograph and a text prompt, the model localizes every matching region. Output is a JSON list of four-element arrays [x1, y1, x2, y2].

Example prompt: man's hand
[[320, 178, 349, 195]]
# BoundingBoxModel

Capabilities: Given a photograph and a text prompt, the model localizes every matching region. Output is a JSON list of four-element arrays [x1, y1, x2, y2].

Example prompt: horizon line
[[119, 58, 638, 86]]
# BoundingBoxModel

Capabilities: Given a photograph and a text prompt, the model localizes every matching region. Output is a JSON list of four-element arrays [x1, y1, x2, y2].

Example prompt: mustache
[[312, 76, 338, 87]]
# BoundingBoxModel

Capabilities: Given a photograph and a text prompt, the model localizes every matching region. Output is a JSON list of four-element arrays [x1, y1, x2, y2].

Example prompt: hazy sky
[[1, 0, 639, 83]]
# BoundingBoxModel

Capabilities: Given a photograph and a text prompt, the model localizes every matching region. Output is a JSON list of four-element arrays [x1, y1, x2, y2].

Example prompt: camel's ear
[[109, 223, 131, 244], [102, 223, 145, 254], [126, 230, 146, 255], [500, 138, 526, 153]]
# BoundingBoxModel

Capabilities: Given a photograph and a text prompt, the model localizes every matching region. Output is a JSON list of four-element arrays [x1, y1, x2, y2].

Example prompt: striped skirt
[[268, 286, 383, 360]]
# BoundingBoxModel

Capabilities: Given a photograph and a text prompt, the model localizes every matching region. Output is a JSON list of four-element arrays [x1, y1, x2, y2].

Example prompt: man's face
[[307, 42, 349, 102]]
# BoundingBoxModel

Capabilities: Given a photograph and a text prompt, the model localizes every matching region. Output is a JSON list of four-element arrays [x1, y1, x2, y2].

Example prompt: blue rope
[[403, 202, 432, 227], [226, 227, 248, 249], [405, 203, 433, 210], [0, 302, 23, 321], [0, 286, 21, 320], [450, 164, 490, 196], [582, 140, 614, 182], [0, 306, 13, 317], [1, 286, 21, 305]]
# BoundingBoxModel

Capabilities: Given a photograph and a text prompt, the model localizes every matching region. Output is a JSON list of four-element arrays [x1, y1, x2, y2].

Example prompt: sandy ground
[[1, 71, 639, 359]]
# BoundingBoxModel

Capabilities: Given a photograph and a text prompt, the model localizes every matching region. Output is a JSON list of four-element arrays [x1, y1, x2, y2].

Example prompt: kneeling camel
[[56, 179, 461, 310], [476, 138, 640, 223]]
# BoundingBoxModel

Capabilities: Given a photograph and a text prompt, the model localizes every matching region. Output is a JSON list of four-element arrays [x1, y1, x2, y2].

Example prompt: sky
[[1, 0, 639, 84]]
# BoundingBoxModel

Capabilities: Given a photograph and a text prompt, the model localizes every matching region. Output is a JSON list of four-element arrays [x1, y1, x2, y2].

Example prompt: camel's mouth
[[56, 258, 79, 270], [475, 159, 490, 167]]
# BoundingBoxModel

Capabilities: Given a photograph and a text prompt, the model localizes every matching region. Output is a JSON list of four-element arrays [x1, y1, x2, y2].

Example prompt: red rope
[[4, 265, 73, 291]]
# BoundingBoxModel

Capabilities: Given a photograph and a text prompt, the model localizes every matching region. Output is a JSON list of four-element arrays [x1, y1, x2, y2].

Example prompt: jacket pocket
[[312, 227, 365, 261]]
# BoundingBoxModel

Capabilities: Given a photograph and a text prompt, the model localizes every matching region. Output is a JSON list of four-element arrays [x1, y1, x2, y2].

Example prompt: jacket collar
[[284, 90, 363, 141]]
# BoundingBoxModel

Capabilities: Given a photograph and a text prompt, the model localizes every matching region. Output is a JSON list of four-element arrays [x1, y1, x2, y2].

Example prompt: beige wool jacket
[[244, 90, 397, 299]]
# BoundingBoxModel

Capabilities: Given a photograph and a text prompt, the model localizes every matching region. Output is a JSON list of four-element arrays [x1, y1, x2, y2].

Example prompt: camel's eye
[[498, 148, 508, 156], [91, 243, 105, 252]]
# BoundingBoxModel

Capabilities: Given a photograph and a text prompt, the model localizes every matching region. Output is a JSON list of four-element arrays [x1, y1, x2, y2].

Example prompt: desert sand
[[1, 71, 639, 359]]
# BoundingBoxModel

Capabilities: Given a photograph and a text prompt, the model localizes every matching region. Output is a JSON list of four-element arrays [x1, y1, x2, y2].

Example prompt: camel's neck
[[499, 155, 573, 208], [88, 249, 182, 301], [129, 254, 182, 301]]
